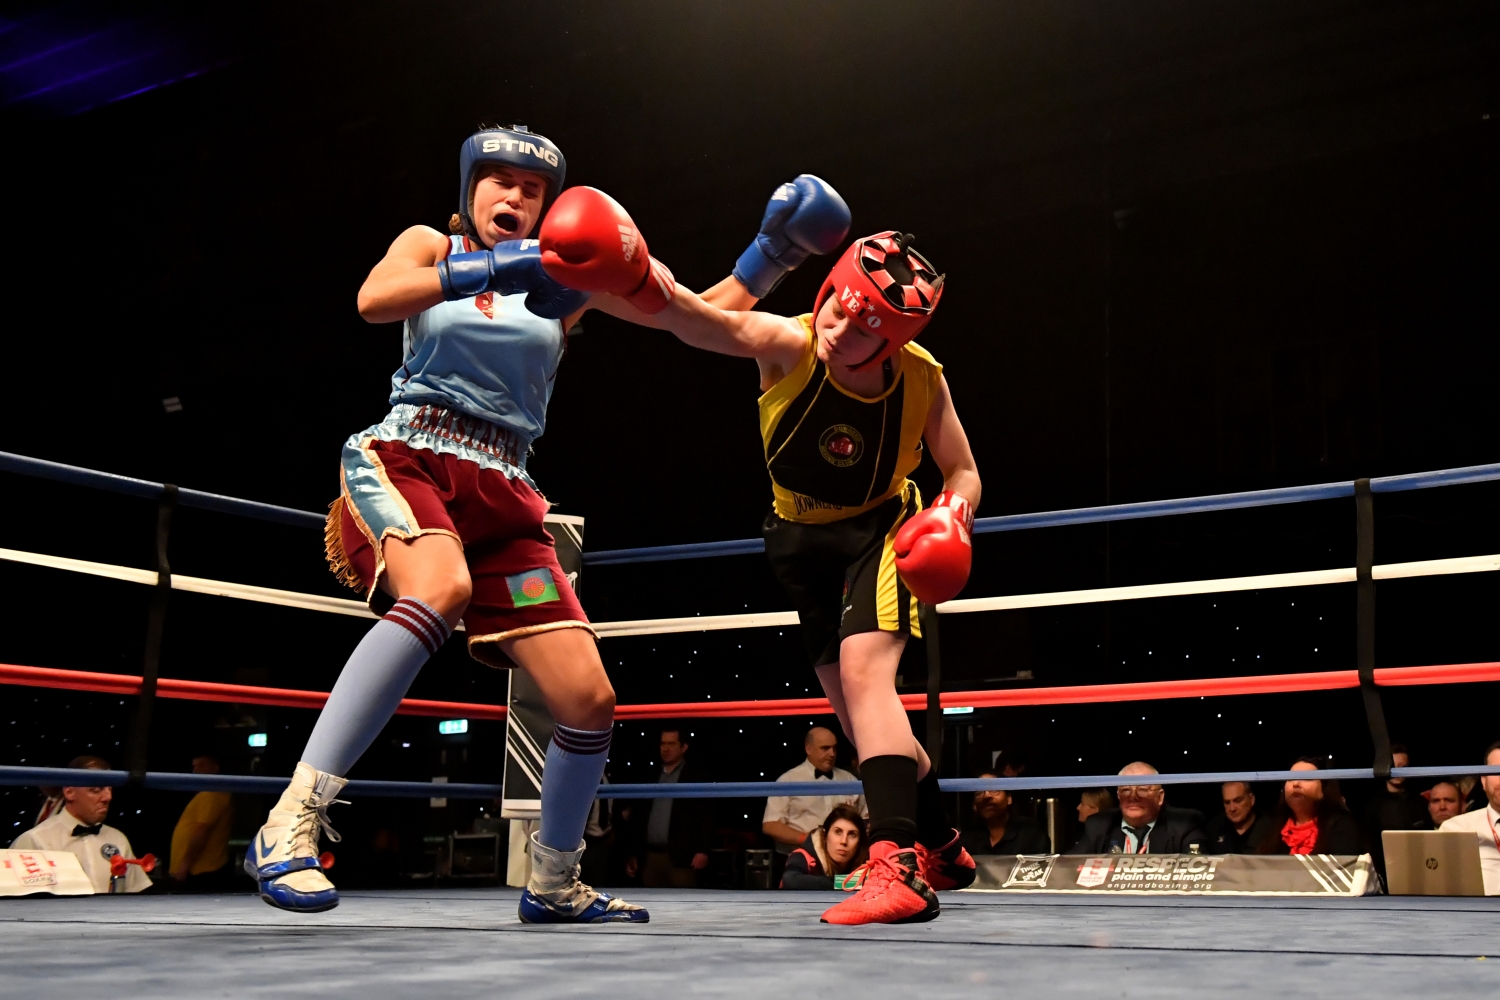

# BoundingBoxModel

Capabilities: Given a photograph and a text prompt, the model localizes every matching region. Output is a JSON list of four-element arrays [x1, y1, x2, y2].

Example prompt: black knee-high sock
[[861, 755, 919, 848], [915, 767, 952, 847]]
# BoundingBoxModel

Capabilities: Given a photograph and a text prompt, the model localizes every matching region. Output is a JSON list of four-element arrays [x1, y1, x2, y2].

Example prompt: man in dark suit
[[1360, 744, 1430, 876], [1068, 762, 1208, 855], [1205, 781, 1275, 854], [960, 772, 1052, 856], [624, 727, 715, 887]]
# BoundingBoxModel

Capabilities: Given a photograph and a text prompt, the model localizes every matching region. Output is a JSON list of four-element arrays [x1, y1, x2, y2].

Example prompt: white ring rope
[[587, 611, 801, 637], [0, 547, 378, 619], [937, 553, 1500, 614], [1, 546, 1496, 637]]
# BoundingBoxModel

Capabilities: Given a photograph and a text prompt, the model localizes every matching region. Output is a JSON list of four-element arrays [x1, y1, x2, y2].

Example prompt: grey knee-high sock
[[301, 597, 451, 776], [537, 724, 613, 853]]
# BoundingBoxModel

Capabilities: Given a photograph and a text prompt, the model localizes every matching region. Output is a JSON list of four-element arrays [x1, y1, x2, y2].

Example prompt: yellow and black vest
[[759, 315, 943, 524]]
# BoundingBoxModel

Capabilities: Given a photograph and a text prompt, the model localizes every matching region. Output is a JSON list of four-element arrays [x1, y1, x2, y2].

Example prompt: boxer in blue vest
[[244, 124, 850, 923]]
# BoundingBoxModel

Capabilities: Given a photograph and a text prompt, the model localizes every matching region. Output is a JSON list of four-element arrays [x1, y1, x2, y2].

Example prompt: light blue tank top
[[389, 236, 565, 456]]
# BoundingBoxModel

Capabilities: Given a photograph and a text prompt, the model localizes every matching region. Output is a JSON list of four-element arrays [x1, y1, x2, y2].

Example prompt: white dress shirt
[[10, 808, 152, 894], [763, 760, 867, 853], [1439, 804, 1500, 896]]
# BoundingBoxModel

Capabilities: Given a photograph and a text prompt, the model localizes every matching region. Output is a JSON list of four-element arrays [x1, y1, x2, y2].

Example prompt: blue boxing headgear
[[457, 125, 567, 239]]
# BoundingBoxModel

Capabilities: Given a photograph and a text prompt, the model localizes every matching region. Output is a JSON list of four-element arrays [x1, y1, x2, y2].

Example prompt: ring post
[[921, 604, 943, 771], [128, 484, 177, 784], [1354, 478, 1393, 780]]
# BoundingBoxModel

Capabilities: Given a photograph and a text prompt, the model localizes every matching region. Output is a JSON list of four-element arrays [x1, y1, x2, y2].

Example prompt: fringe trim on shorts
[[324, 496, 366, 594]]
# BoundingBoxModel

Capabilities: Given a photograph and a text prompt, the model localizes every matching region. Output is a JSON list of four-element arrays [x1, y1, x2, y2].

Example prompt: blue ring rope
[[3, 764, 1496, 799], [0, 451, 324, 530], [584, 463, 1500, 561], [6, 450, 1496, 565]]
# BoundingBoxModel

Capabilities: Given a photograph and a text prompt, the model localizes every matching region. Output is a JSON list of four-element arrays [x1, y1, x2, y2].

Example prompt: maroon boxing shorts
[[326, 435, 592, 667]]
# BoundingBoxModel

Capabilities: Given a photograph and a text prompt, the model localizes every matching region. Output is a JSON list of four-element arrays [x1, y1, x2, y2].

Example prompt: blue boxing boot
[[518, 832, 648, 924], [243, 761, 349, 913]]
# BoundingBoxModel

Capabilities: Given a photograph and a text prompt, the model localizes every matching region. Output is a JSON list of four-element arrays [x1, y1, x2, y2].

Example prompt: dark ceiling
[[4, 1, 1496, 527]]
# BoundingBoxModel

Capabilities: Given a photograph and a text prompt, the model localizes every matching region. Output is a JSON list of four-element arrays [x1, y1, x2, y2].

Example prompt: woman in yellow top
[[577, 220, 983, 926], [169, 754, 235, 891]]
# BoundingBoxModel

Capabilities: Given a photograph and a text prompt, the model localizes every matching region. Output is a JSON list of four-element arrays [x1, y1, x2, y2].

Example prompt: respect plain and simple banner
[[970, 853, 1376, 896]]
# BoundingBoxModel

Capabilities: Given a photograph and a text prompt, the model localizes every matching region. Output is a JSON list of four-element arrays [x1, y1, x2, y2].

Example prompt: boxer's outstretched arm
[[535, 185, 808, 375], [923, 375, 982, 509], [357, 225, 450, 324], [592, 287, 804, 368], [698, 274, 760, 312], [579, 268, 754, 329]]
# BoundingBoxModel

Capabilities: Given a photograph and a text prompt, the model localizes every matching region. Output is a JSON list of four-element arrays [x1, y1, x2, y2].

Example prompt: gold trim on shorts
[[875, 481, 922, 637], [467, 621, 600, 669], [324, 484, 462, 610]]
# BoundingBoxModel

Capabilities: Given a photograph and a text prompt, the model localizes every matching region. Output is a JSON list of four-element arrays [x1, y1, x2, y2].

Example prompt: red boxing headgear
[[813, 232, 945, 371]]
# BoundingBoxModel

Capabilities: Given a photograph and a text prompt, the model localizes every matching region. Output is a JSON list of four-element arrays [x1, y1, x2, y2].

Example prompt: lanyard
[[1123, 825, 1152, 854]]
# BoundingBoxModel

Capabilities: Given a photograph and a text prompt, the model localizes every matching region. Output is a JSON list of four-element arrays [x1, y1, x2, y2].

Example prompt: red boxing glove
[[538, 186, 676, 314], [893, 490, 974, 605]]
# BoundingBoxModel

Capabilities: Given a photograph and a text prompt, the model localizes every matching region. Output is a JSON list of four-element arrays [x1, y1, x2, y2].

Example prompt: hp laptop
[[1382, 830, 1485, 896]]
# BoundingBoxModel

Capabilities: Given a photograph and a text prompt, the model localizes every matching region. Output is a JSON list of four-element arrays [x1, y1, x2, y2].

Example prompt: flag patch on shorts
[[506, 568, 560, 607]]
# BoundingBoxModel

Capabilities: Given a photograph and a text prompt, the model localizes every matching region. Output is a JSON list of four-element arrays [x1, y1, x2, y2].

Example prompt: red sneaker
[[917, 829, 976, 891], [820, 841, 940, 925]]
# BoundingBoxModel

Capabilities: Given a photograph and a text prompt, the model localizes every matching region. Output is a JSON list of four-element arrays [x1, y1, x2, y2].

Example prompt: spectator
[[168, 754, 236, 892], [1436, 741, 1500, 895], [10, 756, 152, 893], [1205, 781, 1274, 854], [623, 727, 714, 887], [763, 726, 865, 854], [1426, 780, 1466, 827], [1455, 775, 1481, 811], [1077, 788, 1114, 824], [1362, 743, 1428, 872], [1256, 757, 1364, 855], [992, 749, 1035, 817], [33, 784, 64, 827], [1069, 762, 1208, 855], [579, 778, 616, 889], [960, 773, 1051, 855], [780, 803, 867, 889]]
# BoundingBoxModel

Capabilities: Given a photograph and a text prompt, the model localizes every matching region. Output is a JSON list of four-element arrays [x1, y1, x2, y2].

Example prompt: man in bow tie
[[763, 727, 867, 854], [10, 755, 152, 893]]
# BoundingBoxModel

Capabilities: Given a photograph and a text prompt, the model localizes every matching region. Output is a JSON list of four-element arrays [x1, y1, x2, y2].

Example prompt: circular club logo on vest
[[818, 424, 864, 468]]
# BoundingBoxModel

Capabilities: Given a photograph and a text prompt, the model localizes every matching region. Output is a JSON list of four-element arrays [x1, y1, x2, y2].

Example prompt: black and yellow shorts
[[761, 486, 923, 668]]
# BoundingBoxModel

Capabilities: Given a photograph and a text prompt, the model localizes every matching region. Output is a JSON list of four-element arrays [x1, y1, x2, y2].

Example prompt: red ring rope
[[0, 663, 507, 720], [1, 661, 1496, 721]]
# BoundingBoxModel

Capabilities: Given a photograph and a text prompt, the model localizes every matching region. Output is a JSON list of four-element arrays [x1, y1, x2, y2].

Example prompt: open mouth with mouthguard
[[492, 210, 520, 235]]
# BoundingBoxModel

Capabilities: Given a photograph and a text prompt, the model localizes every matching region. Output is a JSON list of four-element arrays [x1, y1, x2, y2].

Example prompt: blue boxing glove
[[732, 174, 851, 299], [521, 271, 592, 320], [436, 239, 591, 320]]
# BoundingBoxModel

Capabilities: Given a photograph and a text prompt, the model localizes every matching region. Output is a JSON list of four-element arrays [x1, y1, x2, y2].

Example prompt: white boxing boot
[[517, 831, 648, 924], [243, 761, 349, 913]]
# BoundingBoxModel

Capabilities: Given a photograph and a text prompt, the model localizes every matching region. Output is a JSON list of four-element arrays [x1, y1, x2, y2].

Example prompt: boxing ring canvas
[[1, 888, 1496, 998]]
